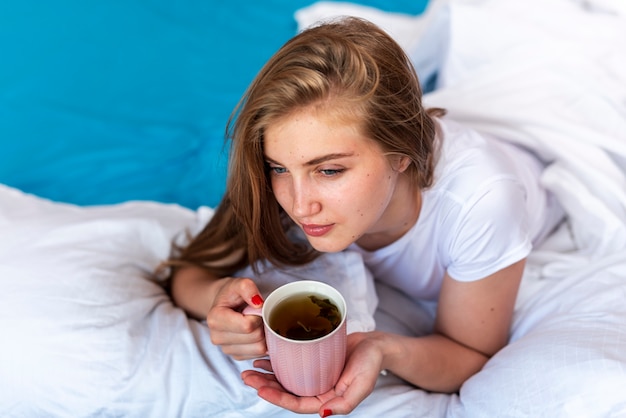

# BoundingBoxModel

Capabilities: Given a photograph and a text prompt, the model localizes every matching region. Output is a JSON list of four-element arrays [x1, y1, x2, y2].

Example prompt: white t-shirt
[[349, 117, 560, 301]]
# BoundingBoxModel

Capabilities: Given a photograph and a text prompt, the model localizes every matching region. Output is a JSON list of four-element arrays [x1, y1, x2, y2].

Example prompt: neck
[[356, 179, 422, 251]]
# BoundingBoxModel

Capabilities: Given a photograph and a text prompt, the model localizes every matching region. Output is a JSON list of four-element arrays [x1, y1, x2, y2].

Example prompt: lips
[[301, 223, 334, 237]]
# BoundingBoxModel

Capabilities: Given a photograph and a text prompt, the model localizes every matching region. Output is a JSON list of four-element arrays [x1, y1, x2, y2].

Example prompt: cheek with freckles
[[270, 179, 291, 211]]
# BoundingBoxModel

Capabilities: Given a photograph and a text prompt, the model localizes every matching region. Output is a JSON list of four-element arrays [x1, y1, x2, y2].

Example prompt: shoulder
[[428, 118, 528, 228], [426, 118, 532, 281], [433, 118, 523, 199]]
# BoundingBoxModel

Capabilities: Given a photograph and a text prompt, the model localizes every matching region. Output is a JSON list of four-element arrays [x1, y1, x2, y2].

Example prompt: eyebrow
[[266, 152, 355, 167]]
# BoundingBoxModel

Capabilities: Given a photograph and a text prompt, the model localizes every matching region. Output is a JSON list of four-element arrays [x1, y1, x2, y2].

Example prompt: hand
[[241, 332, 386, 416], [206, 277, 267, 360]]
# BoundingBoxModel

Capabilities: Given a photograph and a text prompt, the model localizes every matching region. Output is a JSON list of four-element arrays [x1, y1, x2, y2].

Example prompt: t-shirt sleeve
[[445, 177, 532, 282]]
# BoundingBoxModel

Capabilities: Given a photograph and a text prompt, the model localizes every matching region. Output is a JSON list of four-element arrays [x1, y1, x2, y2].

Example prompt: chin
[[307, 238, 351, 254]]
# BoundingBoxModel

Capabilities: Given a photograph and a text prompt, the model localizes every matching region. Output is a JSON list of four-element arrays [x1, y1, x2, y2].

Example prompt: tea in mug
[[269, 293, 342, 340]]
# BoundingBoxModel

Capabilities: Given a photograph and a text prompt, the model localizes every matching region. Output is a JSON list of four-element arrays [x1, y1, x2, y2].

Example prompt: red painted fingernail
[[321, 409, 333, 418], [251, 294, 264, 306]]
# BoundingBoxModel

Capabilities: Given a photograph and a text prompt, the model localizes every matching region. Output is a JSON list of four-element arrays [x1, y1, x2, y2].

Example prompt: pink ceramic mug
[[243, 280, 347, 397]]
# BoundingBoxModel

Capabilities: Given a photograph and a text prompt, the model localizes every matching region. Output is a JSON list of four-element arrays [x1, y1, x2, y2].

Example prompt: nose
[[291, 178, 321, 218]]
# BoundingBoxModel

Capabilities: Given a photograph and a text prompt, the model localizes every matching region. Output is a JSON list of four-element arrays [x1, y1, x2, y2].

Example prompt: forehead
[[263, 106, 380, 161]]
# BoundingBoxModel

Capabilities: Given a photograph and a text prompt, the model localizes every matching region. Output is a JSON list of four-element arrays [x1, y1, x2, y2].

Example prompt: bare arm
[[170, 265, 224, 320], [379, 258, 526, 392]]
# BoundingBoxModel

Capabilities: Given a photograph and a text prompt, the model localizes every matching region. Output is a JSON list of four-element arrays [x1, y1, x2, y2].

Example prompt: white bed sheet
[[2, 0, 626, 416]]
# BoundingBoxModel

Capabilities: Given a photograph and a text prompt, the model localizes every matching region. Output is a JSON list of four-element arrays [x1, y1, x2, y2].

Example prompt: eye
[[319, 168, 344, 176], [267, 163, 287, 175]]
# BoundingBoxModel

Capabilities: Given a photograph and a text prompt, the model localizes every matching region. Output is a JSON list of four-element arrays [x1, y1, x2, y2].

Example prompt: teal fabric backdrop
[[0, 1, 429, 209]]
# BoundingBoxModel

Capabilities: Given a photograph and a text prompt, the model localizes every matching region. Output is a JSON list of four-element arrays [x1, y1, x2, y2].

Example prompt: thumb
[[318, 375, 374, 416]]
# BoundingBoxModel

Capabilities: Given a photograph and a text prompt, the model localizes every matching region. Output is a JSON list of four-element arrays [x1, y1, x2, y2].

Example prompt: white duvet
[[2, 0, 626, 417]]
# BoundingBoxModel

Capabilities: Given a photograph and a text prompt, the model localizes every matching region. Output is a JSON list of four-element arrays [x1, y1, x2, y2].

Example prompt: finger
[[209, 323, 267, 359], [207, 305, 263, 334], [222, 343, 268, 360], [241, 369, 281, 389], [209, 325, 265, 346], [319, 372, 376, 416], [243, 367, 335, 403], [257, 387, 324, 414], [251, 359, 273, 372], [207, 310, 267, 358], [233, 277, 265, 308], [318, 389, 363, 416], [210, 277, 264, 310], [242, 371, 322, 414]]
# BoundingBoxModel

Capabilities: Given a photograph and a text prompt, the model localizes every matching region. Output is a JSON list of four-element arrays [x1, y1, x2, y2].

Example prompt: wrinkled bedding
[[2, 0, 626, 416]]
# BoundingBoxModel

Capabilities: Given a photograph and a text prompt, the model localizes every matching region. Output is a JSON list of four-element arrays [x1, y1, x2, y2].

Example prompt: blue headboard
[[0, 1, 428, 209]]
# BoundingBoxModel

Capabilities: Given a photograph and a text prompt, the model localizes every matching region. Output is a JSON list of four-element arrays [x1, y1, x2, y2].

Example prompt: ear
[[391, 155, 412, 173]]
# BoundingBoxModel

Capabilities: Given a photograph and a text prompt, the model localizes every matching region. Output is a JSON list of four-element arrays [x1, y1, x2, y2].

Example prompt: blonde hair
[[164, 17, 442, 277]]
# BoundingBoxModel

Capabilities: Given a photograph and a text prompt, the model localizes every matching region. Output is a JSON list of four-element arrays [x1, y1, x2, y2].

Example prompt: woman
[[164, 17, 562, 417]]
